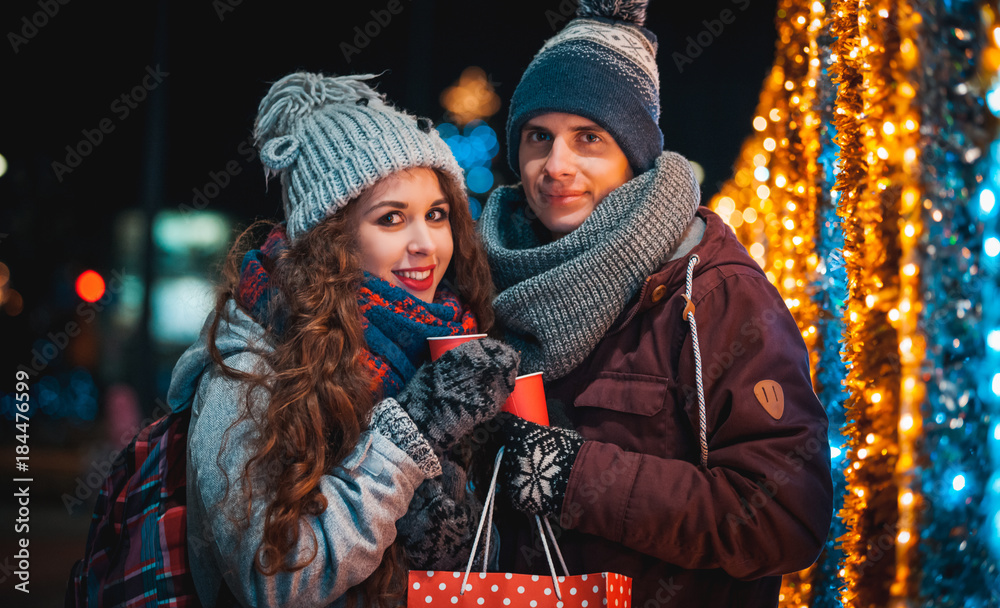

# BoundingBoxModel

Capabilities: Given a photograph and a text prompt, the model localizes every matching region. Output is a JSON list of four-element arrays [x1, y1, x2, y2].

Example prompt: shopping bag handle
[[538, 515, 569, 578], [461, 447, 505, 594], [460, 446, 567, 600]]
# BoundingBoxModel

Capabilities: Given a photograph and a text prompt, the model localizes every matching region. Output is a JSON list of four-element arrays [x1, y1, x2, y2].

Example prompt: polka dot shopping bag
[[406, 448, 633, 607], [408, 571, 632, 607]]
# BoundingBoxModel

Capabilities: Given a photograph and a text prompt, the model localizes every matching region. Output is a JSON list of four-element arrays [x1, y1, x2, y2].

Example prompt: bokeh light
[[75, 270, 106, 303]]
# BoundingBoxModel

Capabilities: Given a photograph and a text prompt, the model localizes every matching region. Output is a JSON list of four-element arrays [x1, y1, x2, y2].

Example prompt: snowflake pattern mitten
[[496, 412, 585, 516]]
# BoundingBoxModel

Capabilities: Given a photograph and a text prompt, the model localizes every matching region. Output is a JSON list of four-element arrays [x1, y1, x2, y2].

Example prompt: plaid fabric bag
[[65, 408, 201, 608]]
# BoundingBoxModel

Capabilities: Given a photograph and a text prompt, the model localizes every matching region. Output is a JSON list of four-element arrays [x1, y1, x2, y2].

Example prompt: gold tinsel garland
[[839, 0, 925, 604], [827, 1, 877, 604]]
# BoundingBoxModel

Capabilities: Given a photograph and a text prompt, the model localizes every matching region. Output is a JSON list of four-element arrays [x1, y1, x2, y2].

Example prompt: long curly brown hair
[[206, 167, 494, 607]]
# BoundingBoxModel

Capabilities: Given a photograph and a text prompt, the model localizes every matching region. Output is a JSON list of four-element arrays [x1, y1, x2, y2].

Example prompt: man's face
[[518, 112, 633, 238]]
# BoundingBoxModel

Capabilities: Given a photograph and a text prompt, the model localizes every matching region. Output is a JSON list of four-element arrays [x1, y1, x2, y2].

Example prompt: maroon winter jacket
[[495, 207, 834, 607]]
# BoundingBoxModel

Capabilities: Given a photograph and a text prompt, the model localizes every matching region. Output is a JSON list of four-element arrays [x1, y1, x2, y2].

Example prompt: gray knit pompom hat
[[254, 72, 464, 241]]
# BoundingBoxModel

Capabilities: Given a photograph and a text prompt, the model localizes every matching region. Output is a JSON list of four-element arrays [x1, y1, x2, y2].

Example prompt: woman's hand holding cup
[[395, 338, 519, 453]]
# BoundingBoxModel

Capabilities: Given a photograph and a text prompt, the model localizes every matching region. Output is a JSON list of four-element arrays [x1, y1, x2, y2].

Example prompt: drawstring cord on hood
[[683, 254, 709, 469]]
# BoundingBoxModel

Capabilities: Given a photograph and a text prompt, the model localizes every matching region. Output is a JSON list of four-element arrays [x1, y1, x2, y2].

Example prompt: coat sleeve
[[560, 270, 834, 580], [187, 351, 426, 607]]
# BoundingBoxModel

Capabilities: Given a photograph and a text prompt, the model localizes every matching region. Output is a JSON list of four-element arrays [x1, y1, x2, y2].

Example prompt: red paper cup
[[427, 333, 488, 361], [501, 372, 549, 426]]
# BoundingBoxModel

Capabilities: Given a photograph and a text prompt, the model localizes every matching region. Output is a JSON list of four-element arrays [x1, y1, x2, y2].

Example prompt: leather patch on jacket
[[754, 380, 784, 420]]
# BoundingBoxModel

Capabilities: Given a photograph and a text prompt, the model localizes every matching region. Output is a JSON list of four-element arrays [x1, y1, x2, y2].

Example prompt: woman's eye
[[377, 212, 402, 226], [428, 208, 449, 221]]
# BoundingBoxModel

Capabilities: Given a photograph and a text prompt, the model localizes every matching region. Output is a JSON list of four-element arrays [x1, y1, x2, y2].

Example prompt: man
[[477, 1, 834, 606]]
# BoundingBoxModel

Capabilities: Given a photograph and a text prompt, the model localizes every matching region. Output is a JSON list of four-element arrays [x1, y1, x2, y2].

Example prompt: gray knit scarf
[[479, 151, 701, 380]]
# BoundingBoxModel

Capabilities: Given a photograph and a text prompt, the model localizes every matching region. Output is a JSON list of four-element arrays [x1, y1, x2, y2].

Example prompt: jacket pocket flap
[[573, 373, 671, 416]]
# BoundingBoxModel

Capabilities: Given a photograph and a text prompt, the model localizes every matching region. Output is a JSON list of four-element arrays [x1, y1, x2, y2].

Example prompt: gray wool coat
[[167, 299, 426, 607]]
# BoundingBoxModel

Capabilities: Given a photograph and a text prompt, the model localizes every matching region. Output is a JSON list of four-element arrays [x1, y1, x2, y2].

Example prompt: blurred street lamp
[[440, 66, 501, 126]]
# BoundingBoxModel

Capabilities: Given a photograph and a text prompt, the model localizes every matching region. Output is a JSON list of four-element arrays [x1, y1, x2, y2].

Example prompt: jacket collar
[[609, 207, 751, 332]]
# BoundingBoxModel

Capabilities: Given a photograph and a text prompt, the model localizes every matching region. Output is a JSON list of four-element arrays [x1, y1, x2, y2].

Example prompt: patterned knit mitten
[[396, 457, 493, 570], [496, 412, 585, 516], [396, 338, 518, 454]]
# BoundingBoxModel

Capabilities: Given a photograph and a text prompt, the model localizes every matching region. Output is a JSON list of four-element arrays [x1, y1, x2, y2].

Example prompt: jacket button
[[651, 284, 668, 303]]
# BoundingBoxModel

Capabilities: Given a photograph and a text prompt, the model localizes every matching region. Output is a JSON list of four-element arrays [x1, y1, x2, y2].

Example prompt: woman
[[166, 72, 518, 607]]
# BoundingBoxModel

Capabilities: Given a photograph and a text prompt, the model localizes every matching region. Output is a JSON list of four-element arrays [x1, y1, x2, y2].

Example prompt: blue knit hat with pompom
[[506, 0, 661, 176], [254, 72, 464, 241]]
